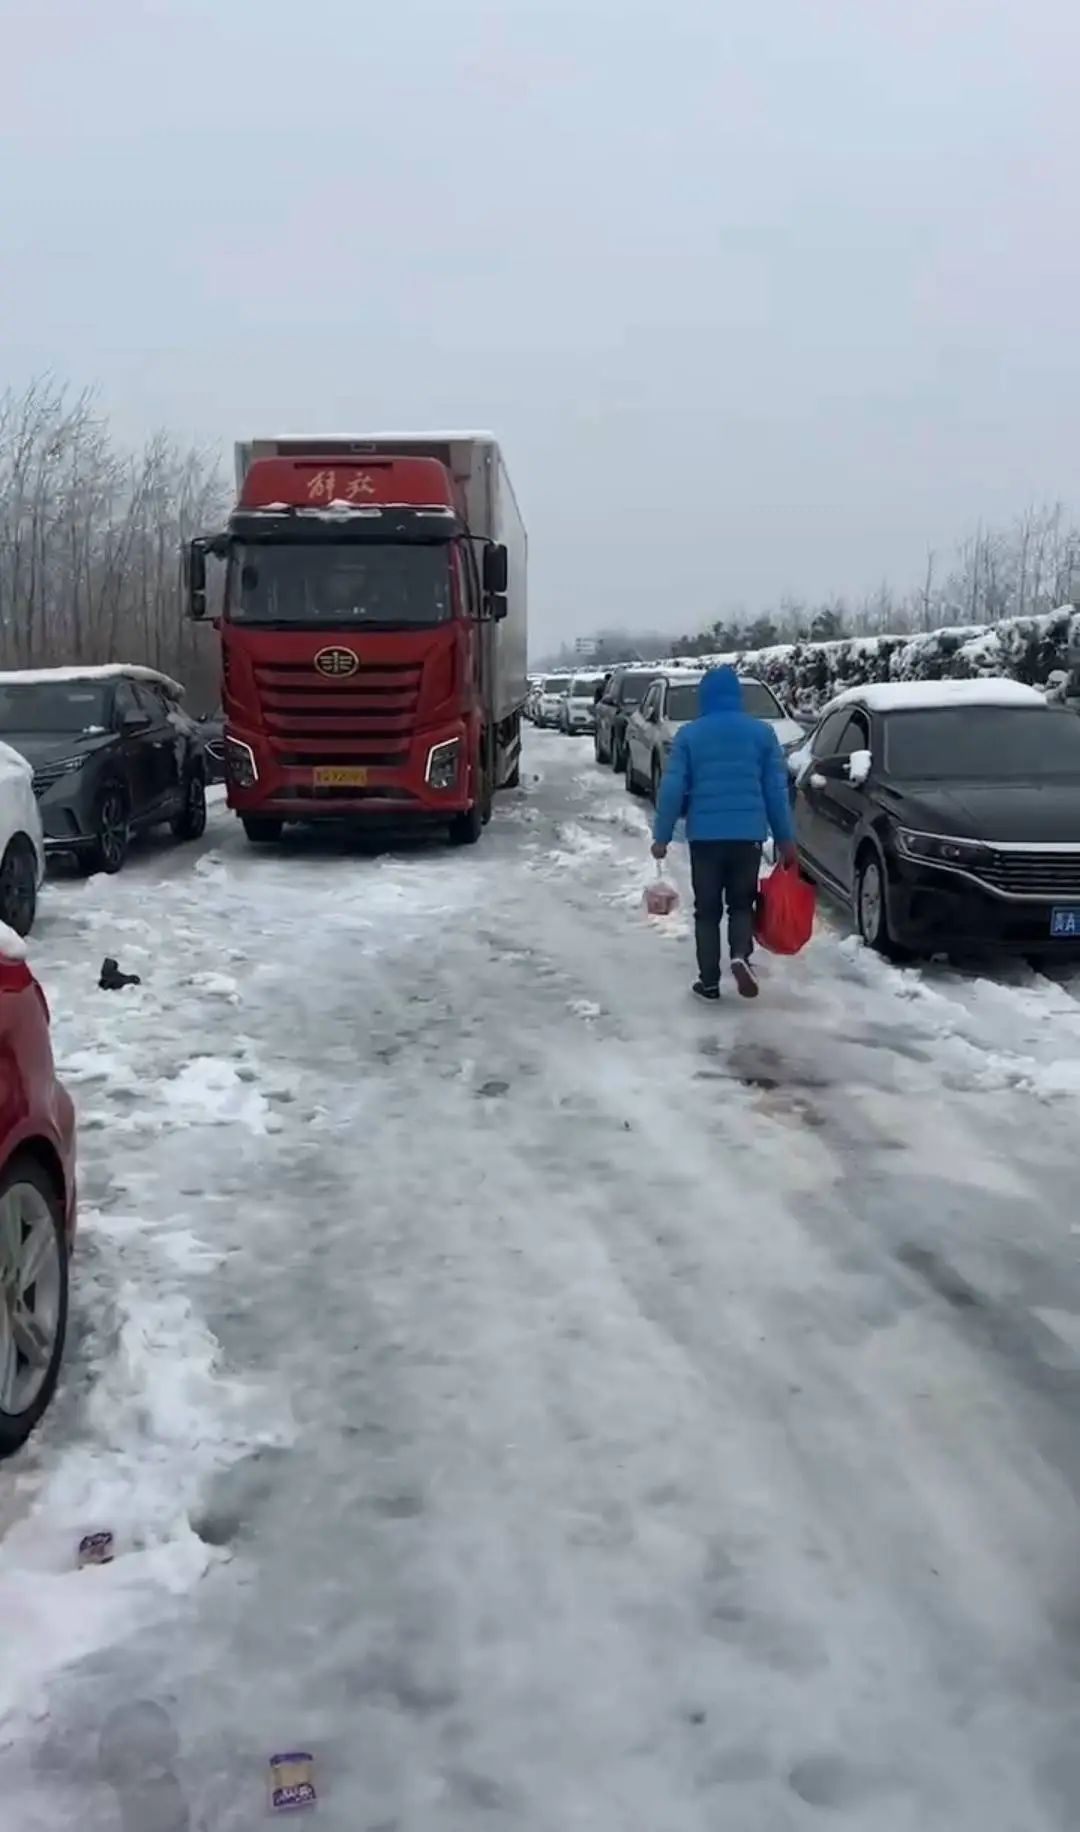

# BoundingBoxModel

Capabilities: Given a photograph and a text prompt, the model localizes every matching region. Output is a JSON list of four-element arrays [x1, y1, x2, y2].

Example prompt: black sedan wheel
[[172, 771, 207, 841], [0, 837, 37, 938], [855, 849, 910, 959], [87, 787, 130, 875]]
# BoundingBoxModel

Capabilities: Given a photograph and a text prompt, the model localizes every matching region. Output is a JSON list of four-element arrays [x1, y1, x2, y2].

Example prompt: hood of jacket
[[699, 666, 743, 715]]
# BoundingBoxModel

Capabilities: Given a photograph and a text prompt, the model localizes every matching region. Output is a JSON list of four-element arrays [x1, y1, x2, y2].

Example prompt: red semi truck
[[186, 434, 526, 846]]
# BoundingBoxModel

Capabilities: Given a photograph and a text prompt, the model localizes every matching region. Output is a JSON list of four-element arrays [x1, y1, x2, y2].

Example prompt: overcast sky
[[4, 0, 1079, 651]]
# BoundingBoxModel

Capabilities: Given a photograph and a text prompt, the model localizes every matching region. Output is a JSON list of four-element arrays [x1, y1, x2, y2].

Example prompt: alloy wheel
[[0, 1182, 62, 1417], [0, 844, 36, 937], [858, 857, 884, 943], [98, 793, 128, 870]]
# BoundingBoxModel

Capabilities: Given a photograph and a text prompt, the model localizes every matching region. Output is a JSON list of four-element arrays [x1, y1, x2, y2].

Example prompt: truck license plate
[[313, 766, 368, 788], [1050, 906, 1080, 937]]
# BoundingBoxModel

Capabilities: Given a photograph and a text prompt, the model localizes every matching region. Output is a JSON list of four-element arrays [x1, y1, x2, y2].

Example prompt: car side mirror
[[847, 749, 872, 787], [483, 543, 509, 595], [122, 709, 151, 731]]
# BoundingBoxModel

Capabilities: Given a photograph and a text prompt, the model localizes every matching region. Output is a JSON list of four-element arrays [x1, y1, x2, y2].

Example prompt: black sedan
[[0, 668, 208, 874], [792, 683, 1080, 959]]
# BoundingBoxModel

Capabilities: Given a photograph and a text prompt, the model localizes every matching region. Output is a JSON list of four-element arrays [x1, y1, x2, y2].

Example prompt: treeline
[[671, 503, 1080, 657], [0, 378, 226, 708]]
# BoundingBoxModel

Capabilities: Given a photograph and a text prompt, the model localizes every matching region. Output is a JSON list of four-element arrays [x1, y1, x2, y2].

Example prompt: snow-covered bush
[[667, 604, 1080, 712]]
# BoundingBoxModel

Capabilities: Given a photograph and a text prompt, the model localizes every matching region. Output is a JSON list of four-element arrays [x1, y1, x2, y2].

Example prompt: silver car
[[558, 673, 606, 734], [624, 672, 805, 802], [534, 675, 572, 729]]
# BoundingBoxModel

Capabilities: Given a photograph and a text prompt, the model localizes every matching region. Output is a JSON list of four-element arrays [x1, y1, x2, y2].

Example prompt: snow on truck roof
[[0, 663, 183, 698], [821, 679, 1046, 716]]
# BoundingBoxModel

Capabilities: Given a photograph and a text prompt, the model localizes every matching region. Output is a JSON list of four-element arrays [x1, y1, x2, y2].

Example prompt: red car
[[0, 934, 76, 1456]]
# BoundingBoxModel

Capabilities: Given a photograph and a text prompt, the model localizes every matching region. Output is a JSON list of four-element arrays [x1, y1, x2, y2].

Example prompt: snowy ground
[[4, 732, 1080, 1829]]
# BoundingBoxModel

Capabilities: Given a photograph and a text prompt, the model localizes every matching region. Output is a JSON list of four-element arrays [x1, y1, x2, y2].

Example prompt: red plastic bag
[[754, 861, 815, 955], [643, 864, 680, 916]]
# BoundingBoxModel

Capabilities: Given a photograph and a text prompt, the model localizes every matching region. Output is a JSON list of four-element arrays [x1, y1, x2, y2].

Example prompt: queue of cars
[[553, 660, 1080, 964]]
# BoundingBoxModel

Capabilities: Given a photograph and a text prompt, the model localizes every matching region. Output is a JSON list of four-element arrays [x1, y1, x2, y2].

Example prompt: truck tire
[[242, 816, 283, 844], [449, 804, 483, 846]]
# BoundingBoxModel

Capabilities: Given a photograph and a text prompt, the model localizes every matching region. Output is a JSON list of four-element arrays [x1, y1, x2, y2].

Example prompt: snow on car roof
[[821, 678, 1046, 716], [0, 663, 184, 699]]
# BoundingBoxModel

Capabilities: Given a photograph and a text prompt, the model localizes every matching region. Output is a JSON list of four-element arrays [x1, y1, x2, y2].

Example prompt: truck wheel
[[242, 816, 283, 844], [449, 804, 483, 846], [504, 759, 521, 790]]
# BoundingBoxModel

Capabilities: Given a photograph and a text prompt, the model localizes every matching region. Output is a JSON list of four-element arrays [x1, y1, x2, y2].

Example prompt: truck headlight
[[426, 738, 460, 791], [225, 736, 258, 789]]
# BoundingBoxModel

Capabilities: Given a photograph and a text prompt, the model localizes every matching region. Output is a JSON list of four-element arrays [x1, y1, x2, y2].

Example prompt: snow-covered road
[[5, 730, 1080, 1830]]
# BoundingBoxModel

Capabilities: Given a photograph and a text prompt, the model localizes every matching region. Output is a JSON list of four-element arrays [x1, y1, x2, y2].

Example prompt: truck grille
[[975, 849, 1080, 899], [253, 661, 422, 768]]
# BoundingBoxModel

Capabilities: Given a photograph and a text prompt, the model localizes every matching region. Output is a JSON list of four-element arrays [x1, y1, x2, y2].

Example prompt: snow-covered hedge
[[669, 604, 1080, 712]]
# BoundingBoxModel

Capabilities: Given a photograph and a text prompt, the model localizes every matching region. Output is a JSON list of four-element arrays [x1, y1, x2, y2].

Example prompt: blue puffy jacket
[[653, 666, 795, 846]]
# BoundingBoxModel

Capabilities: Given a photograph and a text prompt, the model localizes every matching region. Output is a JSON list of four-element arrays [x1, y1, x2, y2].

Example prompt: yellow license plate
[[313, 766, 369, 788]]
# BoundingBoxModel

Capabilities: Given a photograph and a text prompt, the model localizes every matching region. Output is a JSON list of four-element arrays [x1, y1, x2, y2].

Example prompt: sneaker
[[731, 959, 759, 1000], [692, 980, 721, 1003]]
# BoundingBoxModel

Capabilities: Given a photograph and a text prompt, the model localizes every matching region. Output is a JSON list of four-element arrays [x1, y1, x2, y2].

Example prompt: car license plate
[[1050, 906, 1080, 937], [313, 766, 368, 788]]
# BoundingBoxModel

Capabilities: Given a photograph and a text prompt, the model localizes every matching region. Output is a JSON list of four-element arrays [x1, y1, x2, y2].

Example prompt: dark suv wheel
[[172, 770, 207, 841], [0, 836, 38, 937], [86, 786, 130, 875]]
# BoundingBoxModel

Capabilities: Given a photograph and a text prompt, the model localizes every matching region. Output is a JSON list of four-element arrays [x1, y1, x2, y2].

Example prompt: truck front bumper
[[224, 723, 475, 822]]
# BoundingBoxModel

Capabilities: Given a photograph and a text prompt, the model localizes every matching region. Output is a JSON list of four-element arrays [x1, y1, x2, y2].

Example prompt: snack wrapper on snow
[[268, 1752, 317, 1812], [643, 875, 680, 916]]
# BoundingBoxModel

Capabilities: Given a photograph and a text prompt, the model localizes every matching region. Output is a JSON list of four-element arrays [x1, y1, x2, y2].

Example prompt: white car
[[558, 673, 606, 734], [624, 672, 805, 802], [534, 675, 572, 729], [0, 740, 46, 936]]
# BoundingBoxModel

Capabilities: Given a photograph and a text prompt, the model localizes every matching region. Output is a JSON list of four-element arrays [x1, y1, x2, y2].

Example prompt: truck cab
[[187, 435, 526, 847]]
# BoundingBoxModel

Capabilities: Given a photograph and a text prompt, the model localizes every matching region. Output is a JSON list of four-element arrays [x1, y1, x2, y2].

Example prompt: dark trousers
[[689, 840, 762, 985]]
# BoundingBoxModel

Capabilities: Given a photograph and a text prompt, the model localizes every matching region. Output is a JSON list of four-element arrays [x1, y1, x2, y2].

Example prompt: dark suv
[[593, 668, 663, 772], [0, 668, 208, 873], [793, 682, 1080, 959]]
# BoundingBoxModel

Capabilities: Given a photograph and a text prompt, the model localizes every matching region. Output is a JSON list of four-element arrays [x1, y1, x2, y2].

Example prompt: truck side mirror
[[483, 543, 509, 595], [186, 541, 208, 620], [491, 596, 508, 622]]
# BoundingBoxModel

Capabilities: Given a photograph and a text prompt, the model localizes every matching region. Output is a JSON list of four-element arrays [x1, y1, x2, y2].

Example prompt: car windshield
[[543, 678, 565, 693], [572, 681, 599, 698], [0, 681, 110, 733], [227, 541, 452, 627], [666, 683, 700, 722], [884, 706, 1080, 778], [620, 672, 662, 705], [741, 680, 784, 719]]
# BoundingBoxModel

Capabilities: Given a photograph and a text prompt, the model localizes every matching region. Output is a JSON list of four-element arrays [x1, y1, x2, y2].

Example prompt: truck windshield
[[227, 542, 452, 628]]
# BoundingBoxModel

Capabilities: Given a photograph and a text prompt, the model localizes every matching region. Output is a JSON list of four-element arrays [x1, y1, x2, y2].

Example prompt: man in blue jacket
[[651, 666, 796, 1001]]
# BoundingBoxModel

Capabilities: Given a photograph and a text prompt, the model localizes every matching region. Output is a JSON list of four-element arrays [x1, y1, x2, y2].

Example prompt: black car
[[0, 669, 208, 874], [793, 685, 1080, 959], [593, 667, 664, 771]]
